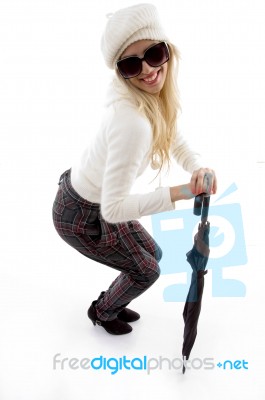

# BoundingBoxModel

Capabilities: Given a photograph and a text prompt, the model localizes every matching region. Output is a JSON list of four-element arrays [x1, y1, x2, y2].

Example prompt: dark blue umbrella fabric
[[182, 194, 210, 374]]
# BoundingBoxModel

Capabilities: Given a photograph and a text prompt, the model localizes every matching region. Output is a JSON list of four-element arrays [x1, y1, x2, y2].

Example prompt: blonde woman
[[52, 3, 217, 335]]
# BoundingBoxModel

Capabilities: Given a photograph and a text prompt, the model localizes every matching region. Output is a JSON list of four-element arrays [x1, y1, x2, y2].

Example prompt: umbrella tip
[[182, 364, 186, 374]]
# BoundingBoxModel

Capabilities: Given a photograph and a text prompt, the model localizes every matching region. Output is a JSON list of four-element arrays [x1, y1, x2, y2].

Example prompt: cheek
[[162, 64, 168, 79], [130, 77, 139, 86], [129, 77, 143, 89], [129, 78, 139, 86]]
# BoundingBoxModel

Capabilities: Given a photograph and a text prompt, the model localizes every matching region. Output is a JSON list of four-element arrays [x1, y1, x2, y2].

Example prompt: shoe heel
[[87, 313, 96, 326], [87, 307, 96, 326]]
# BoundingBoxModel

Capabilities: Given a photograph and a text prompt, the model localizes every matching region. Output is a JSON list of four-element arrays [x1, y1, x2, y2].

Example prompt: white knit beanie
[[101, 3, 169, 70]]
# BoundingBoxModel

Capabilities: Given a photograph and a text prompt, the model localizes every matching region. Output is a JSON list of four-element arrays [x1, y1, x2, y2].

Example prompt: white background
[[0, 0, 265, 399]]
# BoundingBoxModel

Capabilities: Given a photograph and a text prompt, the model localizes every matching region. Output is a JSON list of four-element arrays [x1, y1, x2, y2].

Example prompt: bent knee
[[155, 245, 163, 263], [148, 262, 161, 283]]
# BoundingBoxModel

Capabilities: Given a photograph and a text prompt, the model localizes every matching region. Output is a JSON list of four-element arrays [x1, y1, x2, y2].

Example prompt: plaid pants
[[52, 169, 162, 321]]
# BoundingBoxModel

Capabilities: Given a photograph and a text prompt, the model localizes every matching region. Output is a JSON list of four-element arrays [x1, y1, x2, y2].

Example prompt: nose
[[141, 60, 155, 75]]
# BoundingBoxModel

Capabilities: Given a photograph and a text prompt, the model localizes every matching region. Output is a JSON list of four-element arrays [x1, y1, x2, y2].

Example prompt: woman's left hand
[[190, 168, 217, 196]]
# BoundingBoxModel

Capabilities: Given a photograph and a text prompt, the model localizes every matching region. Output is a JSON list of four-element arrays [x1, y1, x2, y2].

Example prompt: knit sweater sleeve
[[101, 107, 174, 223], [170, 133, 204, 173]]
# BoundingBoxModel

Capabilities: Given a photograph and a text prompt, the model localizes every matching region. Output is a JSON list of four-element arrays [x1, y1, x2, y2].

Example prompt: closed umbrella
[[182, 193, 211, 374]]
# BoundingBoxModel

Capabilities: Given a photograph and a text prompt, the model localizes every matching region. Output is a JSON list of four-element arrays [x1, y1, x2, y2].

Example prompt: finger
[[206, 169, 217, 194], [195, 169, 205, 194], [212, 174, 218, 194], [204, 171, 213, 194], [190, 171, 198, 194]]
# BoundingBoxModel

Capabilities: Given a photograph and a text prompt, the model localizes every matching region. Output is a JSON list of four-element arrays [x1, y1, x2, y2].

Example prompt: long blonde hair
[[115, 42, 181, 173]]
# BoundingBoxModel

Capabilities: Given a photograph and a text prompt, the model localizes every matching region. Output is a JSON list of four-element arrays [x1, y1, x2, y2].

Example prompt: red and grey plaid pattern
[[52, 169, 162, 321]]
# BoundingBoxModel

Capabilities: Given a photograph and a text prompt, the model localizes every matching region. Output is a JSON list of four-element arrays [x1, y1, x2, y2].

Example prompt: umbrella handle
[[193, 193, 204, 216], [193, 174, 211, 219], [201, 194, 210, 222], [193, 193, 210, 221]]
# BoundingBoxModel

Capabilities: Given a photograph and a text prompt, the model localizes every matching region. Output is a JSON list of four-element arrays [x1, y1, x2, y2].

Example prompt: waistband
[[58, 169, 100, 210]]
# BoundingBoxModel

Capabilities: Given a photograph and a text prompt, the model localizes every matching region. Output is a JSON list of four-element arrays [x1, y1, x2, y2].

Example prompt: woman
[[52, 4, 217, 336]]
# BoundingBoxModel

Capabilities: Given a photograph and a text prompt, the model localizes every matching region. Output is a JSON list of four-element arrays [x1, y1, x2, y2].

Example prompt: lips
[[140, 70, 160, 85], [142, 71, 158, 82]]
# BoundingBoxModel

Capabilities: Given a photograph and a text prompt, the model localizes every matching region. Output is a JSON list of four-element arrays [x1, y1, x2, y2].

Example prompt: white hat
[[101, 3, 169, 69]]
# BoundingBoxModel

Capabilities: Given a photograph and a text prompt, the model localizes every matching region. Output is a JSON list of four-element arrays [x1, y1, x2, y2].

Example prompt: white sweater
[[71, 79, 203, 223]]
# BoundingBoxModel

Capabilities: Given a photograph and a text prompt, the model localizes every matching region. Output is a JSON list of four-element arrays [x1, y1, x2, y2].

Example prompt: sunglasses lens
[[117, 57, 142, 79], [145, 42, 169, 67], [117, 42, 170, 79]]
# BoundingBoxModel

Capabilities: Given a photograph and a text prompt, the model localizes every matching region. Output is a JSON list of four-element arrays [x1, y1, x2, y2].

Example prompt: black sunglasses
[[116, 41, 170, 79]]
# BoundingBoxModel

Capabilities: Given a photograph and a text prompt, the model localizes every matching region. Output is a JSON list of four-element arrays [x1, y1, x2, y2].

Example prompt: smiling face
[[120, 40, 168, 96]]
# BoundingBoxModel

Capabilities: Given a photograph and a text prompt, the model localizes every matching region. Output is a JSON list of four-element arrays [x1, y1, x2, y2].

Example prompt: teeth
[[143, 72, 158, 82]]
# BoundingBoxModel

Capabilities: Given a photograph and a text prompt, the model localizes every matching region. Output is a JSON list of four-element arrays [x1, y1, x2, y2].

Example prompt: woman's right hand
[[170, 169, 217, 203]]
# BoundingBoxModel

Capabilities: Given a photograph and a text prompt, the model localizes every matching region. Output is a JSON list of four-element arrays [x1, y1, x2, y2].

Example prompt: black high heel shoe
[[96, 291, 140, 323], [87, 301, 132, 335], [117, 308, 140, 323]]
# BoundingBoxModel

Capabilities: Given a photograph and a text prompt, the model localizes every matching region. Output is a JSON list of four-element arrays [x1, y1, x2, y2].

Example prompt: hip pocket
[[94, 214, 119, 247], [81, 208, 102, 241]]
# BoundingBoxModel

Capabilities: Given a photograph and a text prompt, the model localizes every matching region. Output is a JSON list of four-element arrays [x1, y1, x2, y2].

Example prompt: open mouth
[[141, 70, 160, 85]]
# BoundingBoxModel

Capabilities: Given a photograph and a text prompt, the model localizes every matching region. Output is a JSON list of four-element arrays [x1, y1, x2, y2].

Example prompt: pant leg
[[97, 220, 162, 320], [52, 169, 162, 321]]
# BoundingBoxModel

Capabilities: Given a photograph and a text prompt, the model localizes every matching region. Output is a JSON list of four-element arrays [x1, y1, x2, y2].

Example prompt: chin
[[144, 88, 161, 96]]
